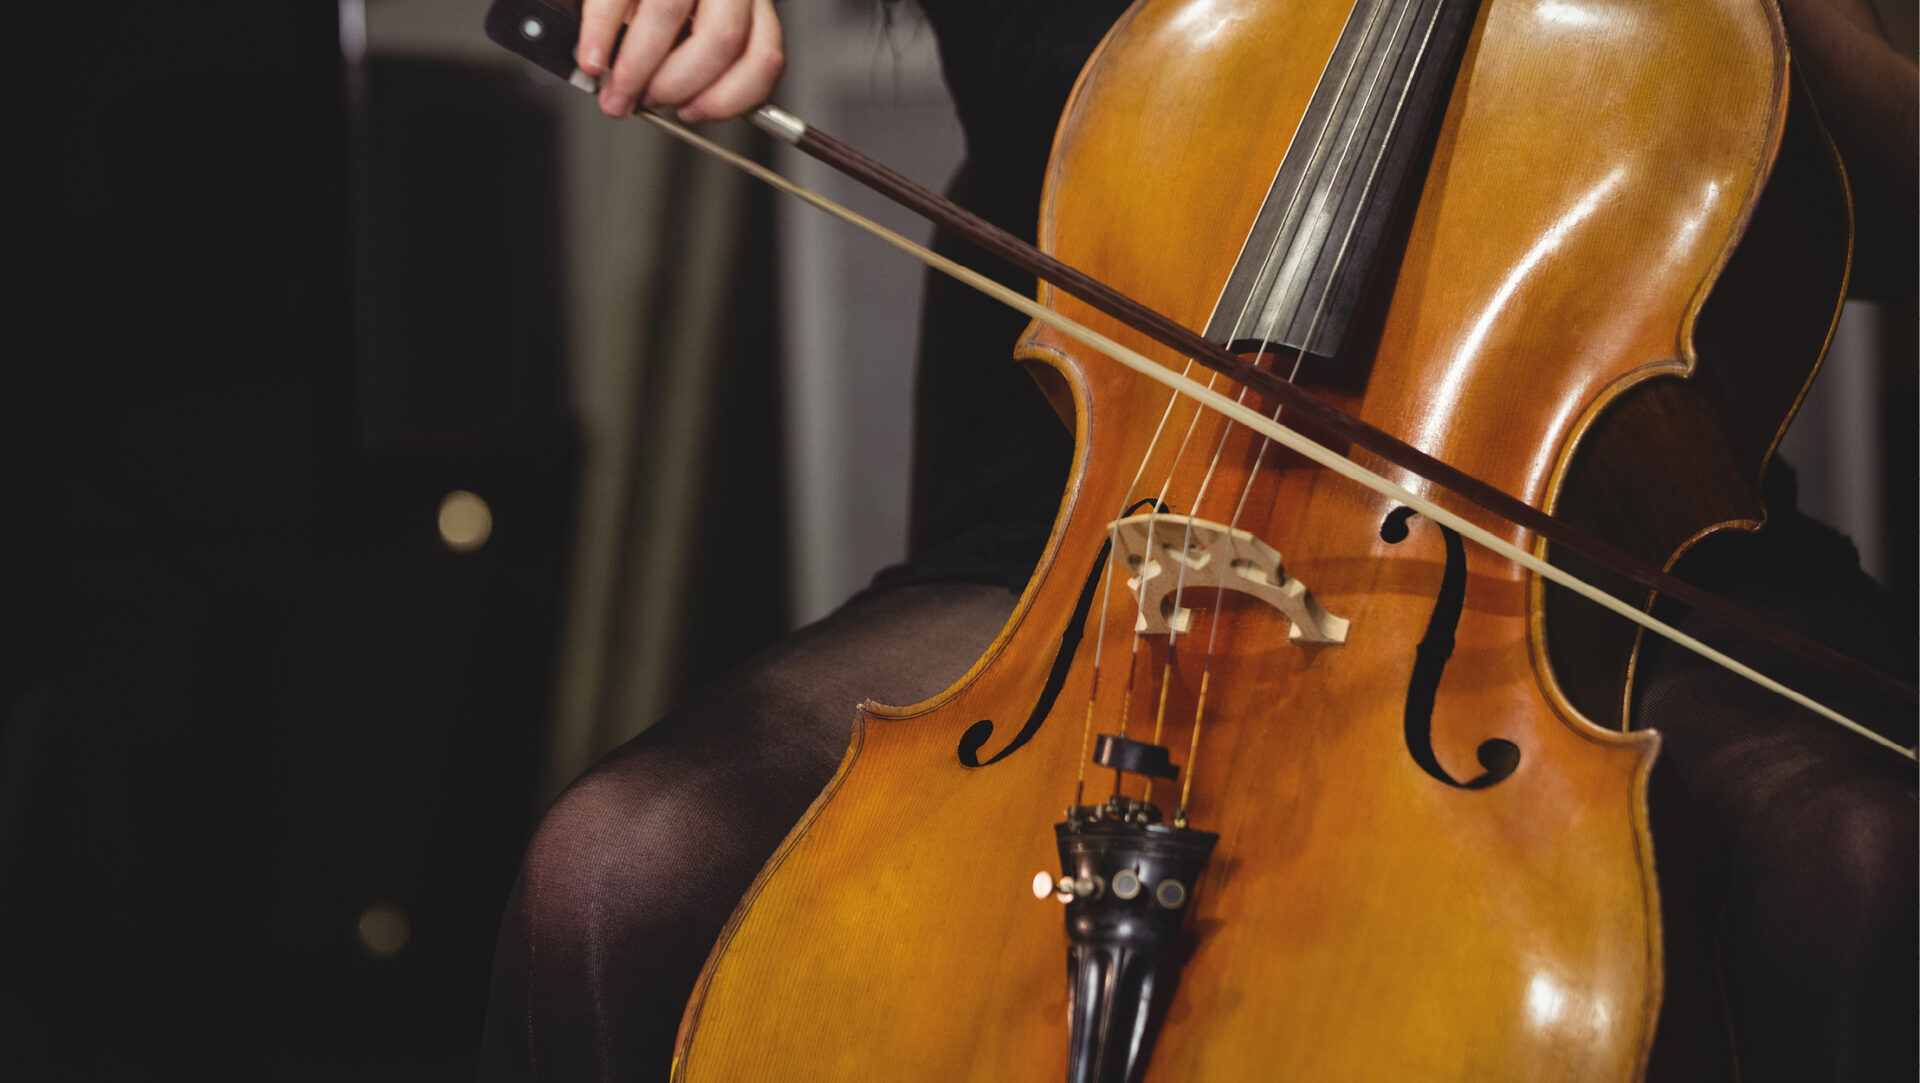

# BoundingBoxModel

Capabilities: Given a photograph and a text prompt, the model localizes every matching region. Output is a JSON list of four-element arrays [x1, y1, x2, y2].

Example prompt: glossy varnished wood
[[674, 0, 1819, 1078], [1543, 73, 1849, 726]]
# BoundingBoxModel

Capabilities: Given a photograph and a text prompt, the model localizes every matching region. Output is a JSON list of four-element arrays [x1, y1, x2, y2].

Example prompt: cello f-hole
[[1381, 505, 1521, 789]]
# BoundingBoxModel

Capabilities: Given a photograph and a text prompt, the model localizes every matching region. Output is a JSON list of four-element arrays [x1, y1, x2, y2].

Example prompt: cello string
[[1175, 0, 1417, 584], [629, 112, 1912, 761], [1165, 0, 1427, 808], [1112, 382, 1238, 803], [1131, 0, 1406, 656], [1120, 0, 1397, 579], [1224, 0, 1448, 535], [1073, 361, 1231, 804], [1208, 0, 1448, 566], [1173, 665, 1211, 826], [1109, 358, 1233, 790], [1141, 0, 1404, 637], [1202, 0, 1453, 552], [1141, 644, 1177, 806], [1179, 0, 1482, 809], [1228, 0, 1457, 543], [1080, 0, 1405, 807]]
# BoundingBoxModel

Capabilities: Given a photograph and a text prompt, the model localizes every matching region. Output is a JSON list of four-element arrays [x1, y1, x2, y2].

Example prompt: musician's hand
[[577, 0, 785, 123]]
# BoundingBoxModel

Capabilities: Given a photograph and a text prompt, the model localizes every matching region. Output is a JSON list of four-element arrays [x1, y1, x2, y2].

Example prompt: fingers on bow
[[576, 0, 784, 122]]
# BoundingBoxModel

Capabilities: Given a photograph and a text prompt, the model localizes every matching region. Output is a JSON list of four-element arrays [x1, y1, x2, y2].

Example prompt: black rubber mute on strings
[[1094, 735, 1180, 781]]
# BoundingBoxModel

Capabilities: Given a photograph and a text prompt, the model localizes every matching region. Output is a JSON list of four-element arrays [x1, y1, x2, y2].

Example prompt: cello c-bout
[[673, 0, 1847, 1078]]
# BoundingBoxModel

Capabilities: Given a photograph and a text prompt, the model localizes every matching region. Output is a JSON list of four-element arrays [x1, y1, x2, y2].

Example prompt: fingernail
[[677, 105, 704, 123], [640, 93, 660, 110], [604, 93, 633, 115], [583, 46, 605, 71]]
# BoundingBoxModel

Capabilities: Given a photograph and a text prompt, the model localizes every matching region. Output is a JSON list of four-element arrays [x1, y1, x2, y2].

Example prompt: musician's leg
[[477, 582, 1018, 1083], [1636, 514, 1916, 1082]]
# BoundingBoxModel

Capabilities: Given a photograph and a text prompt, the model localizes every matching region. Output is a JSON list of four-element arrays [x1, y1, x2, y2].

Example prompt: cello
[[490, 0, 1889, 1077]]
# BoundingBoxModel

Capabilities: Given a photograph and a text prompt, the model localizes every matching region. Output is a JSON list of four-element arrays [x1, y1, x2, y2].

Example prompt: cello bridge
[[1108, 513, 1349, 644]]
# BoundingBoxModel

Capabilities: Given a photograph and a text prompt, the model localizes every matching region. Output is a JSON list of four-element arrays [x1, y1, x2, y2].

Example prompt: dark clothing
[[879, 0, 1133, 593], [479, 585, 1017, 1081], [1637, 469, 1917, 1082], [871, 164, 1072, 595]]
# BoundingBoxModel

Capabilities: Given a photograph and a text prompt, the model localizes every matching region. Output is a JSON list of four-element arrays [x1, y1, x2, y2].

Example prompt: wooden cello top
[[671, 1, 1845, 1079]]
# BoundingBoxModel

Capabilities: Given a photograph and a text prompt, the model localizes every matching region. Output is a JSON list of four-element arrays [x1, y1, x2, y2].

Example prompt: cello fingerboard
[[1205, 0, 1482, 366]]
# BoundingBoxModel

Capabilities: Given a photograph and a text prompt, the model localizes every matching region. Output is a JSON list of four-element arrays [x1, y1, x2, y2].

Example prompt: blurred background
[[0, 1, 1910, 1079]]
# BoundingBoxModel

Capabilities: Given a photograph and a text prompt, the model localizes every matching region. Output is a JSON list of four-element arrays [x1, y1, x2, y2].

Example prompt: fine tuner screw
[[1155, 878, 1188, 909]]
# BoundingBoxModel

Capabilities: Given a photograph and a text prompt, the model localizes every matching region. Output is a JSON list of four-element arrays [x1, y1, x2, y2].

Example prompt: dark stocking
[[1638, 513, 1916, 1082], [478, 583, 1018, 1082]]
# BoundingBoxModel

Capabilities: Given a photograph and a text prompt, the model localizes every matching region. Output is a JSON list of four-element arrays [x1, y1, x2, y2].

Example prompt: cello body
[[673, 0, 1848, 1077]]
